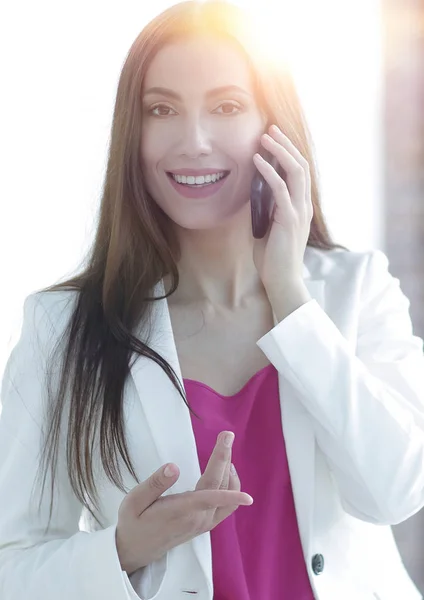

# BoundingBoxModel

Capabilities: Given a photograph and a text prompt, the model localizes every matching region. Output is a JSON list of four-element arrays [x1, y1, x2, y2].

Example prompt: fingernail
[[270, 124, 280, 133], [230, 463, 237, 475], [164, 464, 177, 477], [223, 432, 234, 447], [262, 133, 274, 143]]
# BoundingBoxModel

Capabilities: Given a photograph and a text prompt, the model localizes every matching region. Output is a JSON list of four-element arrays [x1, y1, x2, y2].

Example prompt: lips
[[167, 169, 230, 176], [166, 171, 230, 185], [166, 170, 230, 199]]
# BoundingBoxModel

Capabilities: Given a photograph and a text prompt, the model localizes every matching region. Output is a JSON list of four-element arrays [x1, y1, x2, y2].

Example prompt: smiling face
[[140, 35, 267, 232]]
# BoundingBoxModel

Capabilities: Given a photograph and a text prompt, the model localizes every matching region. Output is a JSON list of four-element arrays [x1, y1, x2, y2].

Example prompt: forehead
[[142, 36, 254, 96]]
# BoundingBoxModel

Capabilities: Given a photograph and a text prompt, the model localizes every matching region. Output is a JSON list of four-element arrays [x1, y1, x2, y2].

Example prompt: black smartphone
[[250, 147, 284, 239]]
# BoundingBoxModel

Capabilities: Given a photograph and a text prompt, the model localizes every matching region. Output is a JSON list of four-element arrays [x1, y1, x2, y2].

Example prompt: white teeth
[[171, 172, 226, 185]]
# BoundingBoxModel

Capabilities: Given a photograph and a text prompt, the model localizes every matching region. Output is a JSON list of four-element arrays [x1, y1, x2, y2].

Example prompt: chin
[[177, 211, 250, 235]]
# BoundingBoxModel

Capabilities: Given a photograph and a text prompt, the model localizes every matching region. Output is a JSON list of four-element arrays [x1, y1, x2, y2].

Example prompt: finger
[[259, 133, 308, 208], [268, 124, 310, 177], [228, 463, 240, 492], [220, 452, 232, 491], [214, 464, 245, 524], [195, 431, 234, 491], [188, 489, 253, 512], [123, 463, 180, 518], [253, 153, 292, 217], [213, 503, 239, 526], [267, 124, 312, 212]]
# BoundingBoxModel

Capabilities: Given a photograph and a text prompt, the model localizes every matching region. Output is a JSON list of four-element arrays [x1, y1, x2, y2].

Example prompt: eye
[[214, 102, 243, 115], [149, 104, 177, 117]]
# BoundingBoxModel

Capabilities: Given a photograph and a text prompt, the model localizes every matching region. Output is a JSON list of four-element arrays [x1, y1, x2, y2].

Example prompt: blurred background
[[0, 0, 423, 591]]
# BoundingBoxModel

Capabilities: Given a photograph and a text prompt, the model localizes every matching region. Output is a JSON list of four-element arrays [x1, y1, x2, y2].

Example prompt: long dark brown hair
[[34, 0, 347, 528]]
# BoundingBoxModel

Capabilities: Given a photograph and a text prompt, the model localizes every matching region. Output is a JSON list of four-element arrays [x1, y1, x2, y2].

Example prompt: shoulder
[[21, 289, 80, 348], [2, 290, 81, 412], [304, 245, 390, 284]]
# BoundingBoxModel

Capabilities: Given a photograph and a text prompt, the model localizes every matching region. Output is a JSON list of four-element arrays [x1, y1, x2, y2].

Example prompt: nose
[[177, 115, 213, 159]]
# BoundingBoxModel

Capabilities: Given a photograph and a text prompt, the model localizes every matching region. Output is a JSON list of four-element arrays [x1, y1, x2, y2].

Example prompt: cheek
[[140, 137, 170, 191], [228, 137, 261, 178], [140, 127, 161, 166], [223, 119, 264, 163]]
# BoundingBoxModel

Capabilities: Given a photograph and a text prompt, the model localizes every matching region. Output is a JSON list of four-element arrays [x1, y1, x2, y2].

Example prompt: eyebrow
[[142, 85, 253, 100]]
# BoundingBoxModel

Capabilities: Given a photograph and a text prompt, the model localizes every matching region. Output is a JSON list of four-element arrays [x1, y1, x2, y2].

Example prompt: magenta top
[[184, 363, 315, 600]]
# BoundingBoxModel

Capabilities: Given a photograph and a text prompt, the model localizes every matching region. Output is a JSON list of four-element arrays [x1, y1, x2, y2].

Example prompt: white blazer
[[1, 247, 424, 600]]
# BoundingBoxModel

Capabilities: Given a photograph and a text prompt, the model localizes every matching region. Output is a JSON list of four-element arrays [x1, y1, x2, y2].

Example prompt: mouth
[[165, 170, 231, 199], [166, 170, 230, 188]]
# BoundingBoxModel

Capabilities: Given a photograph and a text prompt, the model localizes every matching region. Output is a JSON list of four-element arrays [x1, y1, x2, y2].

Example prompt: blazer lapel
[[277, 259, 326, 560], [130, 279, 213, 589]]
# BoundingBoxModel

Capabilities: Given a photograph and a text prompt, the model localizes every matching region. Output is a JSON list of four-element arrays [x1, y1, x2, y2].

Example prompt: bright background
[[0, 0, 383, 374]]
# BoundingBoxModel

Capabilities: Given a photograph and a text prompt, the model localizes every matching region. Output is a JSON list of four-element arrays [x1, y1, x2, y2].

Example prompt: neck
[[164, 205, 266, 310]]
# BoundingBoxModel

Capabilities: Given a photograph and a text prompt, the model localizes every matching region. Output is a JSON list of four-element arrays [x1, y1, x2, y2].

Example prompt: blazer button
[[311, 553, 324, 575]]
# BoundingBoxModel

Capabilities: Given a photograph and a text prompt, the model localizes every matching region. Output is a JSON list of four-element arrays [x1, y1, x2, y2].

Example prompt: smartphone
[[250, 148, 284, 239]]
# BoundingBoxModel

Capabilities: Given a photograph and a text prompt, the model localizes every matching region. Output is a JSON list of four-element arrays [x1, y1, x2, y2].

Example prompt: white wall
[[0, 0, 383, 375]]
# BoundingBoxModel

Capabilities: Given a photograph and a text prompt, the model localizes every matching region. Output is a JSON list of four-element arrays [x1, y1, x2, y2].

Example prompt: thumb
[[122, 463, 180, 518]]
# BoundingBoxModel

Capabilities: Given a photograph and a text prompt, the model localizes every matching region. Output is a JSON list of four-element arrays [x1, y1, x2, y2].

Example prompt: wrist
[[115, 527, 140, 576], [265, 280, 311, 322]]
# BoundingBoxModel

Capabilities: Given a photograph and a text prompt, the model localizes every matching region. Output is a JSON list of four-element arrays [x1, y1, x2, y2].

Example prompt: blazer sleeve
[[256, 250, 424, 525], [0, 294, 148, 600]]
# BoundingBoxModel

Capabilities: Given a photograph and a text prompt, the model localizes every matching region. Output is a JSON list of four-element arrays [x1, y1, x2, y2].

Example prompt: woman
[[0, 1, 423, 599]]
